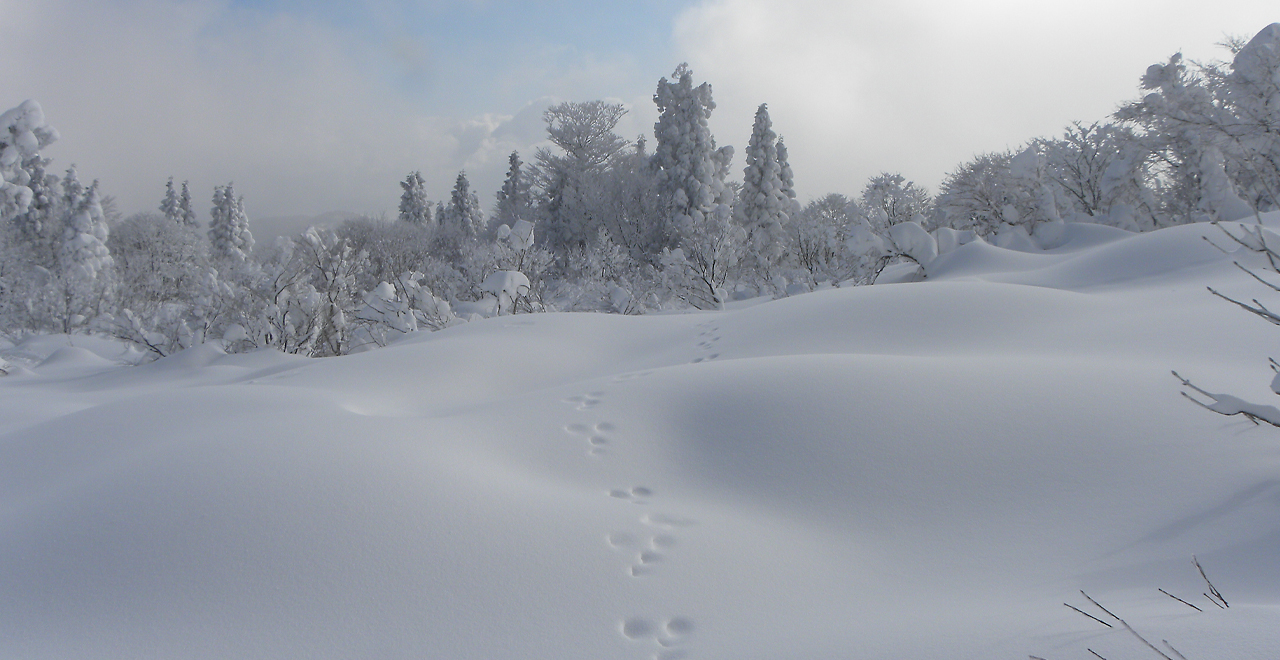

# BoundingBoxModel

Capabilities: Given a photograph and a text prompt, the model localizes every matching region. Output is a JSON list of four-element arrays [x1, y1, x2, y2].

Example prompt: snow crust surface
[[3, 221, 1280, 659]]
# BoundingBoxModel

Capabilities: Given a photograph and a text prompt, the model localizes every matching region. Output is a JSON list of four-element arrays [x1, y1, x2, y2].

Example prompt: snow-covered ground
[[3, 221, 1279, 659]]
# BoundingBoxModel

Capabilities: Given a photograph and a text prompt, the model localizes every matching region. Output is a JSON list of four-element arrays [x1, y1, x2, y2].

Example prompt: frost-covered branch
[[1172, 370, 1280, 427]]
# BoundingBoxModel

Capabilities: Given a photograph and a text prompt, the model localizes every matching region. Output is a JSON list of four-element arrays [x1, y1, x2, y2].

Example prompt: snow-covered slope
[[3, 222, 1279, 659]]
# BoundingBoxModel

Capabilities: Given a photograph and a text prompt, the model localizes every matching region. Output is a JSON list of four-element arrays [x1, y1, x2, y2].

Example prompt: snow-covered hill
[[3, 221, 1279, 659]]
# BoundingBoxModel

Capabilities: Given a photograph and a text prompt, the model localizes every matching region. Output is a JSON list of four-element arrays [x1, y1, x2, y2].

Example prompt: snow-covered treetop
[[1, 100, 59, 218], [543, 101, 629, 170], [652, 63, 734, 224]]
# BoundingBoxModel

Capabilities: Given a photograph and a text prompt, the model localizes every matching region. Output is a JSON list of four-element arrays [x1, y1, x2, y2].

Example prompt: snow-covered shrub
[[789, 193, 857, 289], [110, 212, 208, 308], [352, 273, 459, 349], [480, 270, 532, 315]]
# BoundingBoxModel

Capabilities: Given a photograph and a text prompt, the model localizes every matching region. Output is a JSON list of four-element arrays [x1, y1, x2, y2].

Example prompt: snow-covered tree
[[179, 181, 197, 227], [1, 100, 59, 221], [652, 64, 740, 307], [398, 171, 432, 227], [493, 151, 533, 231], [859, 172, 933, 232], [6, 155, 59, 263], [533, 101, 630, 255], [736, 103, 795, 277], [1117, 25, 1280, 224], [160, 177, 182, 223], [110, 211, 208, 307], [790, 193, 857, 288], [933, 153, 1033, 237], [1036, 122, 1158, 229], [652, 63, 735, 248], [58, 180, 113, 282], [209, 183, 254, 262], [438, 171, 485, 257]]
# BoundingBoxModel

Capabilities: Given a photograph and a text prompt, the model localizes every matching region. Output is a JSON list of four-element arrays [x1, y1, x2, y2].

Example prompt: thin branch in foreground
[[1082, 591, 1175, 660], [1172, 370, 1280, 428], [1158, 588, 1203, 612], [1206, 286, 1280, 326], [1194, 555, 1229, 608], [1163, 640, 1190, 660], [1065, 603, 1113, 628], [1088, 649, 1109, 660], [1081, 591, 1122, 622]]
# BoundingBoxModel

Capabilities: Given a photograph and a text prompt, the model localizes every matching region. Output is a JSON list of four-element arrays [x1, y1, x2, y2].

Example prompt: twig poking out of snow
[[1194, 555, 1229, 608], [1163, 640, 1190, 660], [1078, 591, 1176, 660], [1172, 370, 1280, 427], [1158, 588, 1202, 612], [1064, 602, 1112, 628]]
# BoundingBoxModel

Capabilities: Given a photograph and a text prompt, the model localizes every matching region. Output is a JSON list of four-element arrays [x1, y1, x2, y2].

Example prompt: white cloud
[[0, 0, 606, 235], [672, 0, 1279, 199]]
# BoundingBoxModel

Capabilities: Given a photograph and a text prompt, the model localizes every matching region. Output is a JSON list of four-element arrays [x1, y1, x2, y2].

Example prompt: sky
[[2, 0, 1277, 238]]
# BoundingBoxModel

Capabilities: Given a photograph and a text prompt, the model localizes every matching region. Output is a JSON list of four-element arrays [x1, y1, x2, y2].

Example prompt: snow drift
[[2, 221, 1279, 659]]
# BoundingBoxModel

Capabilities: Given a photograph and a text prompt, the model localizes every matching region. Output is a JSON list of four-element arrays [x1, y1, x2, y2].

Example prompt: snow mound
[[34, 345, 118, 371]]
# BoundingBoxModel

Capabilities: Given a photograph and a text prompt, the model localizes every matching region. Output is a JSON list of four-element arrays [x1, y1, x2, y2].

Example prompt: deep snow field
[[3, 220, 1280, 659]]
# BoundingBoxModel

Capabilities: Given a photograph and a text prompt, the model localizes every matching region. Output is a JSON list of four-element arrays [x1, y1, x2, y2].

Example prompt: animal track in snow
[[609, 486, 652, 504], [607, 532, 638, 549], [650, 534, 677, 549], [565, 421, 616, 456], [619, 615, 697, 656], [562, 391, 606, 410]]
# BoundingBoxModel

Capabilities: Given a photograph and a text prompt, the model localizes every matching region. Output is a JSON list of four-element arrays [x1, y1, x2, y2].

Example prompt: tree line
[[2, 25, 1278, 359]]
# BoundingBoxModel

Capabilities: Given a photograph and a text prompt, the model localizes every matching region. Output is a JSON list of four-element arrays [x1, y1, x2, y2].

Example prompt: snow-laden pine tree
[[160, 177, 182, 223], [652, 63, 735, 247], [776, 136, 797, 207], [58, 179, 113, 281], [209, 183, 255, 262], [7, 155, 59, 263], [438, 171, 485, 256], [533, 102, 631, 258], [651, 64, 741, 308], [60, 165, 84, 215], [398, 171, 432, 227], [494, 151, 533, 231], [179, 181, 197, 227], [736, 103, 794, 278]]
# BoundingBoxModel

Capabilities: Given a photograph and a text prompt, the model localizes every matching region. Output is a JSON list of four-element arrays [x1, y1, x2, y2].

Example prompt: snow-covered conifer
[[652, 64, 735, 245], [652, 64, 740, 307], [209, 183, 255, 262], [441, 171, 485, 247], [398, 171, 431, 227], [494, 151, 533, 230], [737, 103, 793, 274], [8, 155, 59, 260], [160, 177, 182, 223], [58, 180, 114, 282], [179, 181, 197, 227]]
